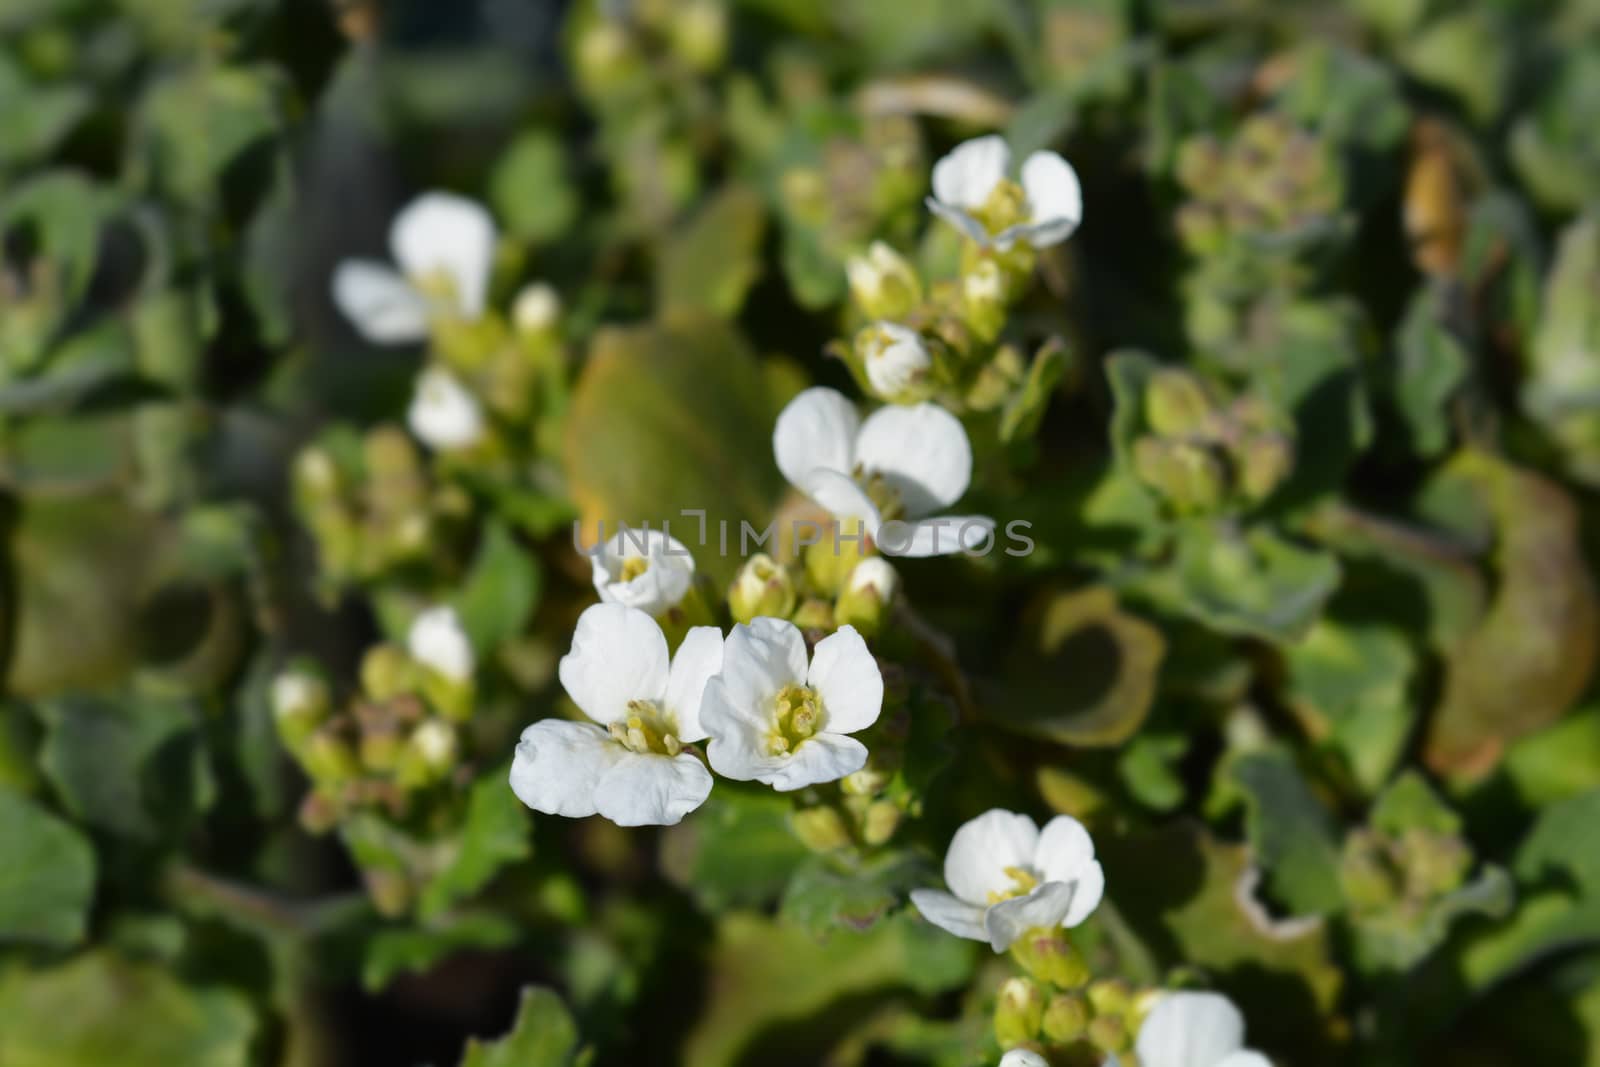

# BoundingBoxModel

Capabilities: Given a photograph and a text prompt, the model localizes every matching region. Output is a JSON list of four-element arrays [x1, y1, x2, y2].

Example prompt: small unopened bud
[[728, 554, 797, 624], [1144, 369, 1216, 438], [1133, 437, 1225, 512], [667, 0, 728, 73], [846, 241, 922, 321], [1010, 927, 1092, 988], [360, 724, 403, 773], [994, 977, 1046, 1048], [272, 670, 330, 750], [298, 789, 341, 835], [792, 805, 852, 852], [408, 367, 486, 452], [396, 720, 458, 789], [1087, 977, 1133, 1017], [1086, 1014, 1130, 1054], [360, 644, 413, 703], [1340, 829, 1402, 911], [840, 765, 890, 797], [513, 282, 561, 336], [364, 868, 411, 917], [293, 446, 341, 499], [1402, 827, 1473, 899], [1236, 430, 1295, 501], [860, 800, 902, 846], [791, 598, 836, 632], [834, 557, 897, 637], [962, 259, 1009, 342], [302, 728, 360, 785], [1041, 992, 1091, 1043], [857, 322, 933, 401]]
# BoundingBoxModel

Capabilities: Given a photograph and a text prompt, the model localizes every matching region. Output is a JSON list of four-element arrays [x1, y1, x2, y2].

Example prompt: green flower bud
[[804, 519, 873, 598], [1041, 992, 1091, 1044], [1087, 978, 1133, 1017], [298, 788, 341, 835], [793, 805, 853, 852], [575, 19, 640, 98], [396, 720, 458, 789], [1401, 827, 1473, 899], [791, 597, 836, 632], [961, 259, 1009, 343], [859, 799, 902, 846], [1087, 1014, 1130, 1054], [271, 670, 330, 752], [1340, 829, 1402, 911], [302, 728, 360, 786], [729, 554, 798, 624], [359, 724, 403, 774], [994, 976, 1046, 1048], [293, 446, 342, 501], [846, 241, 922, 321], [1176, 136, 1226, 196], [512, 282, 561, 338], [1132, 437, 1225, 512], [360, 644, 414, 703], [364, 868, 411, 918], [1010, 927, 1092, 989], [1144, 369, 1216, 438], [1236, 430, 1295, 501], [667, 0, 728, 73], [834, 557, 897, 638], [839, 764, 890, 798]]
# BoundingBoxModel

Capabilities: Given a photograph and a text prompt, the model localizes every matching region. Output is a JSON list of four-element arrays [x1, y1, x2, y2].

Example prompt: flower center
[[852, 466, 906, 521], [609, 699, 682, 756], [619, 556, 650, 582], [411, 268, 461, 309], [986, 865, 1041, 904], [767, 683, 824, 757], [971, 178, 1029, 233]]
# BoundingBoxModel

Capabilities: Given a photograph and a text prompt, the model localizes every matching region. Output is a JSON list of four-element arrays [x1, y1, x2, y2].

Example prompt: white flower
[[909, 808, 1105, 952], [927, 135, 1083, 251], [846, 241, 920, 319], [332, 191, 496, 344], [998, 1052, 1048, 1067], [773, 386, 994, 557], [591, 527, 696, 616], [407, 605, 475, 682], [847, 557, 898, 600], [701, 617, 883, 791], [407, 367, 486, 451], [510, 604, 722, 826], [862, 322, 933, 398], [1105, 992, 1271, 1067]]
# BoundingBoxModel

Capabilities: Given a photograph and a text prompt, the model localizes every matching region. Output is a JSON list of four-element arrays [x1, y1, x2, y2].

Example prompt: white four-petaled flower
[[407, 367, 486, 451], [702, 617, 883, 791], [910, 808, 1105, 952], [927, 135, 1083, 251], [332, 191, 496, 344], [407, 605, 475, 682], [1107, 991, 1271, 1067], [998, 1052, 1048, 1067], [510, 604, 723, 826], [590, 527, 696, 616], [774, 386, 994, 557]]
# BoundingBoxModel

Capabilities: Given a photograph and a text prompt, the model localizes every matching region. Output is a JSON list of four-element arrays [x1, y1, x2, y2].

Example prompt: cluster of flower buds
[[998, 931, 1158, 1061], [272, 607, 475, 914], [1131, 369, 1295, 513], [729, 549, 899, 641], [573, 0, 730, 102], [1339, 774, 1476, 919], [292, 428, 472, 591]]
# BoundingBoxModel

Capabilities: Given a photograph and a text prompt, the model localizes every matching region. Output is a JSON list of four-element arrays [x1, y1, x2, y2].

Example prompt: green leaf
[[0, 59, 91, 171], [656, 184, 768, 320], [562, 314, 787, 586], [0, 787, 96, 948], [459, 986, 581, 1067], [130, 65, 288, 208], [1232, 750, 1345, 916], [1388, 283, 1468, 458], [1167, 522, 1342, 643], [0, 952, 256, 1067], [363, 911, 521, 993], [417, 766, 531, 920], [452, 520, 541, 654], [490, 131, 579, 243], [780, 851, 934, 936], [660, 787, 810, 912], [1284, 620, 1416, 792]]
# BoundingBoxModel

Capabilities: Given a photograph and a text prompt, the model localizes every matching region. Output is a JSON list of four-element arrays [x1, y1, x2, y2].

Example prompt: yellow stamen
[[620, 556, 650, 582]]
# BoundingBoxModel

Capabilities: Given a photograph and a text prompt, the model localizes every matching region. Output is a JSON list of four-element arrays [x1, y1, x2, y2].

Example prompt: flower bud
[[846, 241, 922, 321], [1087, 978, 1133, 1017], [298, 789, 341, 835], [804, 518, 873, 598], [1144, 369, 1216, 438], [791, 597, 836, 633], [859, 799, 902, 846], [359, 723, 403, 774], [1339, 829, 1401, 911], [1041, 992, 1091, 1043], [574, 20, 638, 98], [840, 764, 890, 798], [271, 669, 330, 751], [961, 259, 1008, 343], [728, 554, 797, 624], [1087, 1014, 1130, 1054], [834, 557, 897, 638], [667, 0, 728, 73], [360, 644, 414, 704], [302, 728, 360, 786], [1401, 827, 1473, 899], [513, 282, 561, 337], [364, 868, 411, 918], [293, 446, 341, 500], [408, 367, 486, 452], [1132, 437, 1225, 512], [1010, 927, 1092, 989], [396, 720, 458, 789], [792, 805, 853, 852], [1236, 430, 1295, 502], [857, 322, 934, 402], [994, 977, 1046, 1048]]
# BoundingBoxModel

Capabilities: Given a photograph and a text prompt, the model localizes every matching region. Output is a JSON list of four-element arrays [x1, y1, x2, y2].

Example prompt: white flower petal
[[984, 881, 1077, 952], [1136, 992, 1247, 1067], [943, 809, 1041, 906], [847, 557, 898, 598], [389, 191, 496, 320], [715, 617, 808, 712], [773, 386, 860, 492], [909, 888, 988, 942], [999, 1052, 1050, 1067], [931, 134, 1009, 209], [1020, 150, 1083, 247], [665, 625, 724, 743], [701, 679, 785, 781], [877, 515, 996, 558], [1034, 814, 1105, 926], [807, 625, 883, 735], [864, 322, 932, 397], [407, 605, 474, 681], [801, 468, 884, 533], [592, 528, 696, 616], [925, 197, 994, 244], [854, 403, 973, 517], [1216, 1054, 1273, 1067], [509, 719, 622, 818], [408, 367, 486, 451], [332, 261, 429, 343], [557, 603, 671, 725], [763, 732, 867, 791], [593, 751, 713, 827]]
